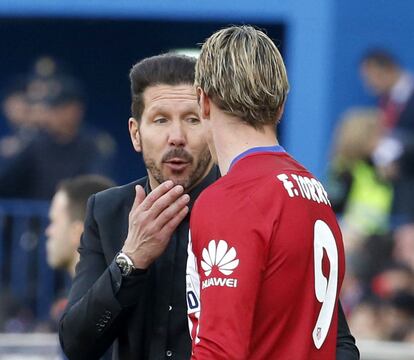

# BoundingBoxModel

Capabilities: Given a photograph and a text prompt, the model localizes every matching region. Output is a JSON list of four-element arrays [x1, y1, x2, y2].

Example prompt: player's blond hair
[[195, 25, 289, 129]]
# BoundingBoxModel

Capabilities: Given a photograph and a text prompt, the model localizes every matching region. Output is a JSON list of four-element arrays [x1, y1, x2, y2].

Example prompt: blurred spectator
[[360, 49, 413, 132], [0, 56, 70, 162], [393, 224, 414, 271], [0, 78, 39, 160], [381, 291, 414, 341], [349, 292, 414, 343], [45, 175, 114, 336], [360, 49, 414, 226], [348, 299, 386, 340], [0, 66, 117, 199], [328, 108, 392, 250], [371, 263, 414, 299], [328, 108, 398, 325], [46, 174, 115, 277], [0, 289, 34, 333]]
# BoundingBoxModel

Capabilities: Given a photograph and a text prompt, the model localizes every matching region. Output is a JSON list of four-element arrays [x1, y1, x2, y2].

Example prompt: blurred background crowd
[[0, 56, 116, 199], [1, 0, 414, 357], [328, 49, 414, 344], [0, 55, 118, 333]]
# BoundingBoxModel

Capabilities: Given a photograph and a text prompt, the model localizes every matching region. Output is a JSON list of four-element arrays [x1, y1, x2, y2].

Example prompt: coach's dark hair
[[361, 49, 399, 69], [129, 53, 197, 120], [57, 175, 115, 222]]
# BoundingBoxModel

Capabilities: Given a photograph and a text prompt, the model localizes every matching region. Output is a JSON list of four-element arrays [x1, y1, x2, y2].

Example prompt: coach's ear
[[197, 87, 210, 121], [129, 117, 141, 152]]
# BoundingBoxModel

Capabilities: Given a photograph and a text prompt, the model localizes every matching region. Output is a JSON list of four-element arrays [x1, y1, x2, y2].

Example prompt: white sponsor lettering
[[202, 277, 238, 289]]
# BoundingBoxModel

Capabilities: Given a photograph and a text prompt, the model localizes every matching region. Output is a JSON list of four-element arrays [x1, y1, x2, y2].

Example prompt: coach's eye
[[154, 117, 168, 124], [187, 117, 200, 125]]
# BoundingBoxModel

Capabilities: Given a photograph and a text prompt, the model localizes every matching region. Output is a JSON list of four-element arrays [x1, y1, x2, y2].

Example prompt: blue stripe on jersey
[[229, 145, 286, 170]]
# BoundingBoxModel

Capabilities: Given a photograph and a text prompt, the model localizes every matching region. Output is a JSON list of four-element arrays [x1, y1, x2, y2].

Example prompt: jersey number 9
[[313, 220, 339, 349]]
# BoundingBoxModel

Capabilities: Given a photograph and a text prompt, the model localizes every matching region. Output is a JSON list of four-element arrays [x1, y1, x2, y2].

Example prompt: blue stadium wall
[[1, 0, 414, 182]]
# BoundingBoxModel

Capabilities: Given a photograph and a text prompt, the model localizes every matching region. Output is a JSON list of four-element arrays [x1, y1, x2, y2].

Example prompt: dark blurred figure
[[360, 49, 414, 227], [360, 49, 413, 131], [372, 263, 414, 300], [0, 78, 40, 161], [382, 291, 414, 341], [45, 175, 114, 360], [0, 56, 71, 161], [0, 289, 34, 333], [0, 65, 117, 199]]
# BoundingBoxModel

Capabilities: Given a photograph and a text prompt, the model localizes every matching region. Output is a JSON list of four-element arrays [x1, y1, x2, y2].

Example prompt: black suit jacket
[[389, 92, 414, 222], [59, 167, 358, 360]]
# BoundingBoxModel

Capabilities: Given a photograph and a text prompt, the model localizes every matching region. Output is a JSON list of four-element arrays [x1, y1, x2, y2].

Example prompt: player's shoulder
[[235, 152, 331, 208], [194, 177, 225, 206]]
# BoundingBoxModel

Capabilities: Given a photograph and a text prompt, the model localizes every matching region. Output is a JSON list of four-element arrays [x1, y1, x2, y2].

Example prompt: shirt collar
[[229, 145, 286, 171]]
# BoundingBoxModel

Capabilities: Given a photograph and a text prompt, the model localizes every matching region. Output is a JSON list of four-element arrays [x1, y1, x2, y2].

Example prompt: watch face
[[116, 255, 131, 276]]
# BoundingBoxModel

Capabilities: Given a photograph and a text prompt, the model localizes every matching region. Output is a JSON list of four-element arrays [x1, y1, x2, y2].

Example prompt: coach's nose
[[168, 120, 186, 147]]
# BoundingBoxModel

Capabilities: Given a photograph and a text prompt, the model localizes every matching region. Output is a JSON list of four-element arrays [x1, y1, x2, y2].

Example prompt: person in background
[[360, 52, 414, 335], [46, 174, 115, 359], [0, 79, 39, 161], [0, 56, 77, 162], [0, 74, 117, 199], [327, 108, 393, 251], [360, 49, 413, 132], [46, 174, 115, 277], [360, 49, 414, 227]]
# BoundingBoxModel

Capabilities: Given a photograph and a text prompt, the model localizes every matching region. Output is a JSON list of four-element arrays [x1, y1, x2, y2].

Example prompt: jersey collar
[[229, 145, 286, 171]]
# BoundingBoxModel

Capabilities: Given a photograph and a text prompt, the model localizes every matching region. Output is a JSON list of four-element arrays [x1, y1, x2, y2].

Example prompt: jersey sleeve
[[188, 196, 269, 360]]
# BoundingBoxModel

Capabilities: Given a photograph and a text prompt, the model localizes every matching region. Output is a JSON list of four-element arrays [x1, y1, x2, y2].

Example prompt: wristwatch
[[115, 252, 136, 277]]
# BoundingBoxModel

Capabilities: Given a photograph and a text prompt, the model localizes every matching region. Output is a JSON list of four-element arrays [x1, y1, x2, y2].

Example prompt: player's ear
[[128, 117, 141, 152], [197, 87, 210, 121], [276, 101, 286, 124]]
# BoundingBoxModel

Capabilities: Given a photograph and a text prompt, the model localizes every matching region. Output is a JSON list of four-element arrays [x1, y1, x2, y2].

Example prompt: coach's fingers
[[160, 205, 190, 238], [152, 193, 190, 229], [139, 180, 175, 211], [146, 184, 186, 218], [130, 185, 146, 211]]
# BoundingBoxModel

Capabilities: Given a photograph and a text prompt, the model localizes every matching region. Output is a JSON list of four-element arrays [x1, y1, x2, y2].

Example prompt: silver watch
[[115, 252, 136, 277]]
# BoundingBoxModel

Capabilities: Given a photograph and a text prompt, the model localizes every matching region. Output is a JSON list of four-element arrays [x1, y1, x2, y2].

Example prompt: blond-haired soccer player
[[186, 26, 355, 359]]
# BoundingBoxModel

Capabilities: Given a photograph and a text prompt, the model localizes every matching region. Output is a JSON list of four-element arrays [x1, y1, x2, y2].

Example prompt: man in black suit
[[59, 54, 358, 359]]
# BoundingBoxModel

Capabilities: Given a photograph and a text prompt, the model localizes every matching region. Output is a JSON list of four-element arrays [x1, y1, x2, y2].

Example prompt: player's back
[[249, 152, 344, 359], [188, 150, 345, 360]]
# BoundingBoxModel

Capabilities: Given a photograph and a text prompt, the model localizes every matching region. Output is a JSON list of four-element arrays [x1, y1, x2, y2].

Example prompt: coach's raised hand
[[122, 180, 190, 269]]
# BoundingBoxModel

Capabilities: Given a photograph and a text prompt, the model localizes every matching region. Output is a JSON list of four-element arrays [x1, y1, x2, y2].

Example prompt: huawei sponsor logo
[[201, 240, 239, 289]]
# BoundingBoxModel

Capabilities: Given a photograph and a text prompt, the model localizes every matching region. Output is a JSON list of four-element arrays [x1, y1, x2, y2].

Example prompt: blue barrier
[[0, 199, 64, 324]]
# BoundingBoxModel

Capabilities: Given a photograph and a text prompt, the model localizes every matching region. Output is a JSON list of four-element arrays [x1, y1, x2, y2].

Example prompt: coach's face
[[129, 84, 212, 191]]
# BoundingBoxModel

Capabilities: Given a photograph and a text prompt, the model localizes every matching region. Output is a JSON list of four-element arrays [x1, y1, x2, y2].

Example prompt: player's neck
[[210, 112, 278, 175]]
